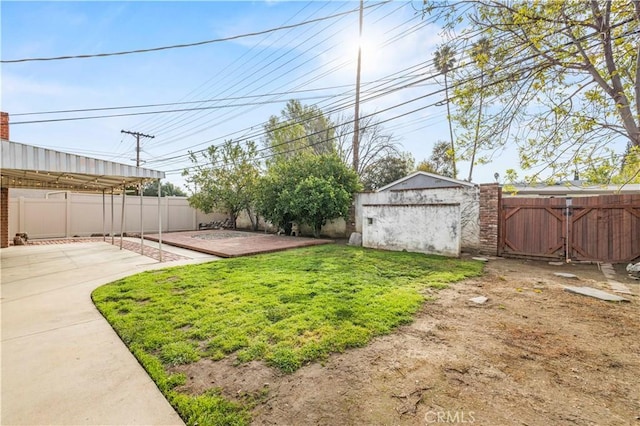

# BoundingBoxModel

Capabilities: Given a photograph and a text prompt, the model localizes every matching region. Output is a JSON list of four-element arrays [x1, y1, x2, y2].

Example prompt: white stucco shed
[[355, 172, 481, 256]]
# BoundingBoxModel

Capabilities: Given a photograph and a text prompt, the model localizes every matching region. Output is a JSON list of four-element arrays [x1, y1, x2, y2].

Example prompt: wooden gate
[[499, 194, 640, 263]]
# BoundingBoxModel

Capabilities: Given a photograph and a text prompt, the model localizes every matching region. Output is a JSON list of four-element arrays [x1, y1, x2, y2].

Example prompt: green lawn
[[92, 244, 483, 425]]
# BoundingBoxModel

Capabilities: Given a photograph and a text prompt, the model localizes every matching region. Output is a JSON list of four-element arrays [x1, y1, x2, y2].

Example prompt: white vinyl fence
[[8, 192, 202, 239], [8, 191, 350, 240]]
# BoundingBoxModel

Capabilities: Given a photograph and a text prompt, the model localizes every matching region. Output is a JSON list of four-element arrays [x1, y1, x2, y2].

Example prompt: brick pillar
[[479, 183, 501, 256], [0, 112, 9, 140], [1, 187, 9, 248], [1, 112, 10, 248]]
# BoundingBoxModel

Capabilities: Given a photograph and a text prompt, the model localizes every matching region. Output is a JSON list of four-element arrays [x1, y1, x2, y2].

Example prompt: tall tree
[[183, 140, 261, 230], [425, 1, 639, 181], [263, 99, 335, 160], [465, 37, 491, 182], [417, 140, 455, 178], [361, 152, 415, 191], [615, 144, 640, 184], [433, 44, 457, 178], [334, 113, 402, 176], [582, 142, 640, 184], [142, 181, 187, 197]]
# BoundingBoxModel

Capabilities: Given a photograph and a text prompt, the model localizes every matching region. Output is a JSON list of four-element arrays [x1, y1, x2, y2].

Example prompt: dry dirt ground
[[174, 258, 640, 426]]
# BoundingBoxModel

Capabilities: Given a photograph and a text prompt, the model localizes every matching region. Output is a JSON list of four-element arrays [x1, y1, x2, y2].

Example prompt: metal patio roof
[[1, 139, 165, 192]]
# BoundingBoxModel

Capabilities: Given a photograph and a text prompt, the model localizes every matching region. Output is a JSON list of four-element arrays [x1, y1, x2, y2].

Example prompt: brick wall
[[1, 112, 9, 247], [1, 112, 8, 140], [479, 183, 501, 256], [1, 188, 8, 248]]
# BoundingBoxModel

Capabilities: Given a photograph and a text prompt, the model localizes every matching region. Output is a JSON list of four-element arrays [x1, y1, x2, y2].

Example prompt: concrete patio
[[1, 241, 216, 425]]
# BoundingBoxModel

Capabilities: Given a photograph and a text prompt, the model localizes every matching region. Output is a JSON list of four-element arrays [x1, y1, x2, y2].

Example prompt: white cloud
[[1, 73, 106, 106]]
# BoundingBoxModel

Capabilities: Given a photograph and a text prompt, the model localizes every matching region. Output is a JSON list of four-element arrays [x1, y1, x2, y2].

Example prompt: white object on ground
[[564, 286, 629, 302]]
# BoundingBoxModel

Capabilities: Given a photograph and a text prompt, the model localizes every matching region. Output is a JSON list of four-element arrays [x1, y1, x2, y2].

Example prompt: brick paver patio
[[144, 230, 333, 258], [26, 238, 188, 262]]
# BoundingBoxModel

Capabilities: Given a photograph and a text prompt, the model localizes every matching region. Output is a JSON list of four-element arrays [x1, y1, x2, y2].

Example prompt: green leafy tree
[[142, 181, 187, 197], [425, 1, 639, 182], [416, 160, 436, 174], [453, 37, 493, 182], [583, 143, 640, 185], [615, 145, 640, 184], [434, 44, 457, 178], [417, 140, 455, 178], [257, 154, 360, 237], [263, 100, 335, 160], [361, 152, 415, 191], [183, 140, 261, 230], [256, 163, 297, 236]]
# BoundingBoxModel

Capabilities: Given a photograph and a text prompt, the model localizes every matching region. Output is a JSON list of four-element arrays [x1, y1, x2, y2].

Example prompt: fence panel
[[23, 199, 67, 238], [499, 197, 566, 259], [570, 195, 640, 262], [500, 195, 640, 263]]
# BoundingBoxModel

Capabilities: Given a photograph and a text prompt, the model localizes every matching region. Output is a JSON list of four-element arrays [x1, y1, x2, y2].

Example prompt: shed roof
[[376, 171, 476, 192], [1, 139, 164, 192]]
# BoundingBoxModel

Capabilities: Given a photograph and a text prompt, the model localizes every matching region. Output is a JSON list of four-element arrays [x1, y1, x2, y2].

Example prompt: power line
[[168, 96, 450, 174], [11, 5, 636, 175], [9, 67, 431, 126], [10, 85, 358, 117], [1, 3, 383, 64], [13, 0, 420, 151], [132, 1, 347, 134], [145, 61, 442, 164], [144, 3, 424, 148], [142, 2, 386, 140], [150, 24, 639, 171], [9, 94, 349, 125], [128, 1, 321, 131]]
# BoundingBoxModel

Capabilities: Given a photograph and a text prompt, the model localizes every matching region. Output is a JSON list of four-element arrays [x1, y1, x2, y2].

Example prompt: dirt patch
[[173, 258, 640, 425]]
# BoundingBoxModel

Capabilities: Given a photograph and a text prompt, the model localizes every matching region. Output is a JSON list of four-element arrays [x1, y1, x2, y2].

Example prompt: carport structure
[[1, 134, 166, 257]]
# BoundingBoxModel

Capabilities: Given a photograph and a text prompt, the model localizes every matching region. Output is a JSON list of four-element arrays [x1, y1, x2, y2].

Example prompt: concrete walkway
[[1, 241, 217, 425]]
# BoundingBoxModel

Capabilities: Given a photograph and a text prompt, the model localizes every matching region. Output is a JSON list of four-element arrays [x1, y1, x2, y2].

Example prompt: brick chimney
[[0, 112, 8, 140]]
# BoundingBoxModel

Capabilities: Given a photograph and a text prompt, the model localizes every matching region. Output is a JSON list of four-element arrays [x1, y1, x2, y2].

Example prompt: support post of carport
[[0, 187, 9, 248], [140, 180, 144, 256], [111, 190, 114, 245], [120, 187, 126, 250], [102, 190, 106, 242], [157, 178, 162, 262]]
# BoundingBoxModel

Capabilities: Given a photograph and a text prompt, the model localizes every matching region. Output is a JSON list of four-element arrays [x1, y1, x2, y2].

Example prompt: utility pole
[[121, 129, 154, 255], [352, 0, 364, 173], [121, 130, 154, 196], [121, 130, 154, 168]]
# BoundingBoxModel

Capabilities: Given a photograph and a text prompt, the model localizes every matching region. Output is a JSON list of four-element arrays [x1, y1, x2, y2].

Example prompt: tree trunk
[[467, 71, 485, 182], [246, 208, 259, 231], [444, 73, 457, 178]]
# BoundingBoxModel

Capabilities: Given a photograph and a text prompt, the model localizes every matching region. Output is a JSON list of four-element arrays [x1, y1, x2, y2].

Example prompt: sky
[[2, 0, 513, 190]]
